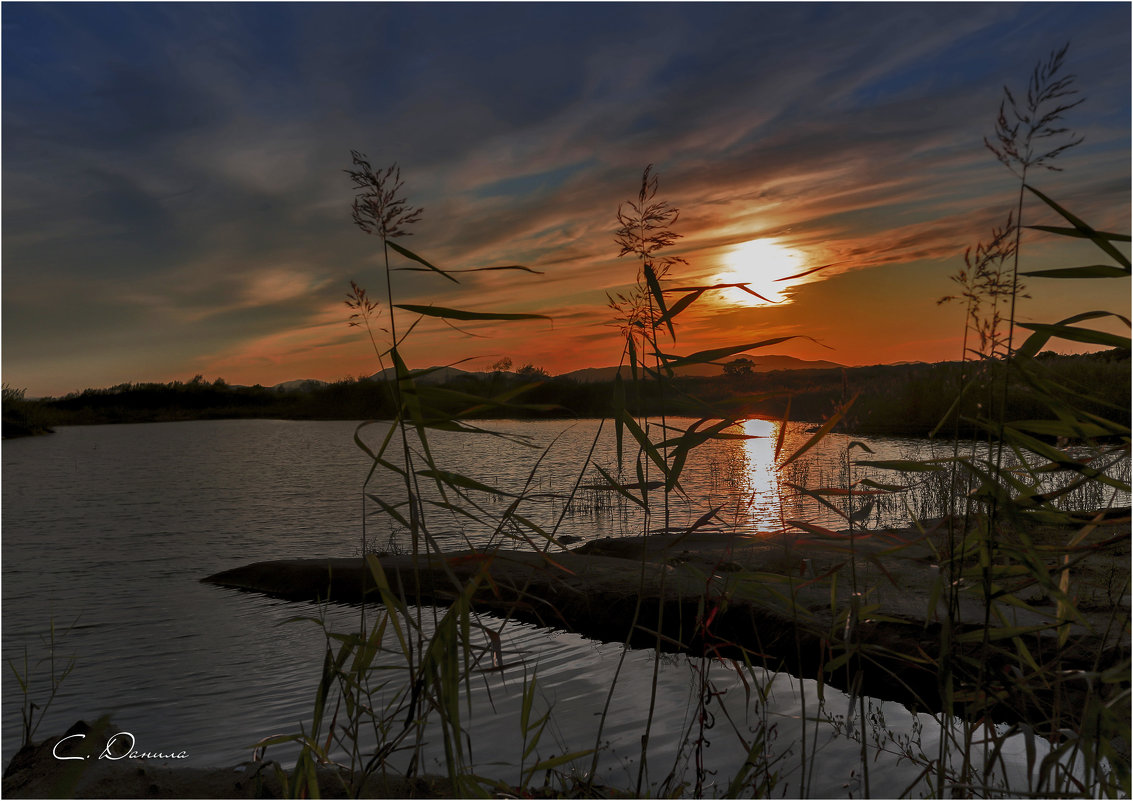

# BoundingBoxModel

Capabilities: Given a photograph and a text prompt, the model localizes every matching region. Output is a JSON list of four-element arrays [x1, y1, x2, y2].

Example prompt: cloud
[[3, 3, 1128, 396]]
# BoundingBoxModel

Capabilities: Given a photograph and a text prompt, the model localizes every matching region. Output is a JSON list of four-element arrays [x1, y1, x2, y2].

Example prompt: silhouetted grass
[[214, 47, 1133, 800], [5, 40, 1128, 801]]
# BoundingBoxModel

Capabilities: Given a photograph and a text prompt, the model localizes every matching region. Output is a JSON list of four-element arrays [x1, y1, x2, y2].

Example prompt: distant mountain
[[560, 355, 844, 383], [739, 354, 844, 372], [270, 378, 328, 392], [266, 356, 843, 392], [366, 366, 478, 384]]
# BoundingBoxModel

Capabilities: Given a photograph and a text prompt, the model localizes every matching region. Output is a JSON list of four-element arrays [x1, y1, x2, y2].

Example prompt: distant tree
[[723, 357, 755, 379], [2, 384, 52, 438], [489, 357, 513, 374], [516, 363, 549, 379]]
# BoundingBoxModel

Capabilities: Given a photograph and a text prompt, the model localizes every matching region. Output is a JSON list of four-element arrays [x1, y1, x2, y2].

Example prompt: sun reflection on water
[[737, 418, 782, 530], [703, 417, 847, 536]]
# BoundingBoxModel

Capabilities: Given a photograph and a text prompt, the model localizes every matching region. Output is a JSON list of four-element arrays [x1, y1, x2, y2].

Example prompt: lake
[[1, 418, 1084, 796]]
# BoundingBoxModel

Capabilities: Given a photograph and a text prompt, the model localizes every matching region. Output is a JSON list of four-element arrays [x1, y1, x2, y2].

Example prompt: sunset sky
[[3, 3, 1130, 397]]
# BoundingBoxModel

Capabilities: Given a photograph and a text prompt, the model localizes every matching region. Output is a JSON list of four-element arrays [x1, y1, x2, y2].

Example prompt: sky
[[3, 2, 1130, 397]]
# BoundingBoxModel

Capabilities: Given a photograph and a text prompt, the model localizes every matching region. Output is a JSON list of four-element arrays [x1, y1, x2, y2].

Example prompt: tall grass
[[260, 48, 1128, 799], [898, 43, 1128, 797], [6, 618, 77, 750]]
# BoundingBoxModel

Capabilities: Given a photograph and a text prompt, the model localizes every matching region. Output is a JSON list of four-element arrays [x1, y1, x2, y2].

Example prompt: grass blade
[[778, 393, 857, 470], [1015, 309, 1132, 358], [774, 397, 791, 462], [1022, 265, 1130, 279], [656, 288, 707, 328], [386, 240, 460, 283], [644, 263, 675, 341], [658, 337, 798, 370], [1025, 184, 1132, 269], [400, 264, 542, 275], [415, 468, 516, 498], [618, 409, 671, 482], [395, 304, 551, 322], [774, 262, 835, 282]]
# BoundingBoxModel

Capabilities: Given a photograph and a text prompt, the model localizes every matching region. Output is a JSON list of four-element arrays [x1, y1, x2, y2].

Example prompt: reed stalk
[[266, 49, 1128, 793]]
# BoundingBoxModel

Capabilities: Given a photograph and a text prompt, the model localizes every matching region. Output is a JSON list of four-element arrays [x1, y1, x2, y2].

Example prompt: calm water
[[2, 419, 1073, 796]]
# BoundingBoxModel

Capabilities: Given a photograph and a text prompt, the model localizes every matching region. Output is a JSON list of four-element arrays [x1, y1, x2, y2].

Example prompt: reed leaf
[[853, 458, 950, 472], [417, 468, 517, 499], [1021, 264, 1130, 279], [366, 493, 411, 528], [774, 262, 835, 282], [627, 329, 639, 384], [656, 417, 745, 451], [588, 463, 647, 509], [774, 397, 791, 462], [532, 749, 596, 773], [386, 239, 460, 283], [644, 263, 675, 341], [1016, 320, 1131, 354], [655, 287, 707, 328], [395, 303, 550, 322], [783, 483, 848, 520], [618, 408, 671, 482], [857, 478, 909, 492], [734, 285, 779, 304], [785, 520, 842, 538], [778, 394, 856, 470], [353, 418, 396, 461], [399, 263, 542, 275], [365, 555, 410, 655], [1024, 184, 1132, 268], [657, 337, 797, 370], [422, 499, 490, 525], [684, 504, 725, 536], [953, 624, 1054, 643], [1009, 418, 1114, 439], [612, 372, 626, 471]]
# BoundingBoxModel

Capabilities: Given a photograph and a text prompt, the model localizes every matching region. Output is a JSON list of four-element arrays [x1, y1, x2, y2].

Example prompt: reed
[[259, 48, 1128, 800], [6, 618, 76, 749]]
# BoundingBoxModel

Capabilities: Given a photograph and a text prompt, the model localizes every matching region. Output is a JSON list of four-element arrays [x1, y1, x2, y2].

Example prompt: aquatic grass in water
[[278, 613, 1099, 796], [6, 618, 77, 750]]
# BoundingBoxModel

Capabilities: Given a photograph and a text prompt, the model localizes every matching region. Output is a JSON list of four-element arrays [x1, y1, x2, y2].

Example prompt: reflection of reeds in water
[[565, 481, 625, 519]]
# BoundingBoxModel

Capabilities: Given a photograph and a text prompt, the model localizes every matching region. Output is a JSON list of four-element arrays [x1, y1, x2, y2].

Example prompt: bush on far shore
[[8, 347, 1127, 439]]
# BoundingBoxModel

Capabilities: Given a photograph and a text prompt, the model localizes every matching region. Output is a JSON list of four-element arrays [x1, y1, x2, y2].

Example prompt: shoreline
[[6, 519, 1127, 798], [201, 520, 1130, 733]]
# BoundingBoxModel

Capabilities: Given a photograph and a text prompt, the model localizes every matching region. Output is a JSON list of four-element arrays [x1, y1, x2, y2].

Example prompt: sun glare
[[713, 239, 807, 306]]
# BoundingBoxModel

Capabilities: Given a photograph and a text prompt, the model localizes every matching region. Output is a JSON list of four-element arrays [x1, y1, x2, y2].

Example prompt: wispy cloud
[[3, 3, 1128, 396]]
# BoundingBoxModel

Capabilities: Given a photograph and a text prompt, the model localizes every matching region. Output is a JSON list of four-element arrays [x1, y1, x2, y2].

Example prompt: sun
[[713, 239, 806, 306]]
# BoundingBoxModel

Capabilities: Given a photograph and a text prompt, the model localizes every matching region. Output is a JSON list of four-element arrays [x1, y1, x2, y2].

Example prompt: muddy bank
[[203, 520, 1130, 733]]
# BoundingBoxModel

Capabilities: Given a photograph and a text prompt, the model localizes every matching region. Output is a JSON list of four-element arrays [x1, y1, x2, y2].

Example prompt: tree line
[[3, 348, 1127, 439]]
